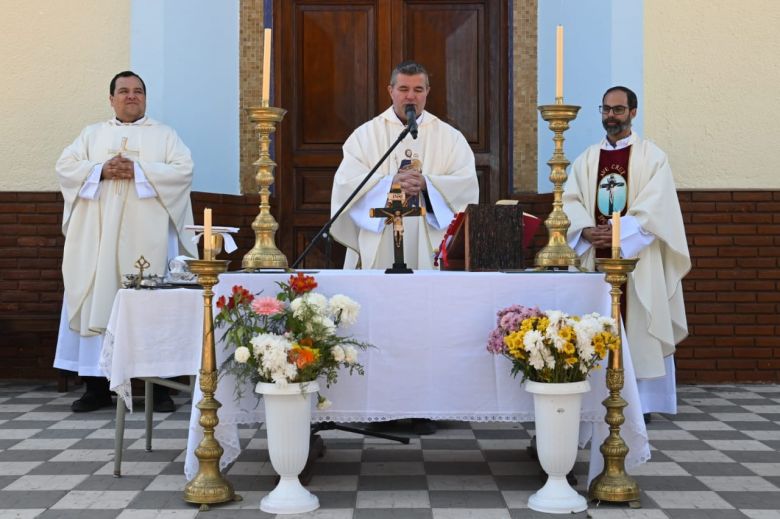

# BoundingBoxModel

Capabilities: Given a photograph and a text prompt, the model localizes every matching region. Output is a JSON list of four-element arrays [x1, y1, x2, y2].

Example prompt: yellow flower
[[562, 341, 576, 355], [565, 356, 578, 366], [504, 331, 526, 359]]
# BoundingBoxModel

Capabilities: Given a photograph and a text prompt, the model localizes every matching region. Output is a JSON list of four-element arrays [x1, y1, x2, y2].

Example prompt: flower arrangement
[[215, 273, 369, 407], [487, 304, 619, 383]]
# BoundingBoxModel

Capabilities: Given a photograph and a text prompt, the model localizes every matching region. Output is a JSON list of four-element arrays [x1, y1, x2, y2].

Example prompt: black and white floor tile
[[1, 382, 779, 518]]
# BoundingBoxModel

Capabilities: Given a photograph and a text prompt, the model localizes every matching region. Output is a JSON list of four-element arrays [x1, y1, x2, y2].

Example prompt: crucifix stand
[[370, 183, 426, 274]]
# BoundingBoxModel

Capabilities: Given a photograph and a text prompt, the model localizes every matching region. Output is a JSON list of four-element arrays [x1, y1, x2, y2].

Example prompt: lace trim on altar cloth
[[98, 330, 134, 412]]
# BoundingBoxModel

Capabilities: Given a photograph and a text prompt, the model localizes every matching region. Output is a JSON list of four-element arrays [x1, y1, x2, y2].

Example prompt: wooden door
[[274, 0, 508, 268]]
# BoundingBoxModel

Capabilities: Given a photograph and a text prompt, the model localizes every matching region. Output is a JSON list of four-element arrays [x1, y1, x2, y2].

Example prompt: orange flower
[[289, 272, 318, 294], [289, 344, 318, 369]]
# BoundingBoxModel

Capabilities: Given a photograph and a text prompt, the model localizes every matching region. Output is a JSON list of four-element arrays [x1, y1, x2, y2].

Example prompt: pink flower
[[251, 297, 285, 316]]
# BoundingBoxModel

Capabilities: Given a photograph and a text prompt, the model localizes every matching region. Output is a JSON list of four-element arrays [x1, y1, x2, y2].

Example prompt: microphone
[[405, 104, 418, 139]]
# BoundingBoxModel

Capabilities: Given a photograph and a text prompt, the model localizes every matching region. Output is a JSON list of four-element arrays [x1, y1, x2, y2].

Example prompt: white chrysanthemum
[[547, 327, 568, 352], [291, 293, 328, 319], [344, 345, 359, 364], [250, 333, 294, 383], [545, 310, 565, 329], [331, 345, 346, 362], [317, 397, 332, 410], [234, 346, 251, 363], [306, 315, 336, 336], [597, 314, 617, 334], [542, 347, 556, 369], [573, 320, 597, 356], [290, 297, 304, 316], [523, 329, 544, 353], [329, 294, 361, 326], [528, 349, 545, 370]]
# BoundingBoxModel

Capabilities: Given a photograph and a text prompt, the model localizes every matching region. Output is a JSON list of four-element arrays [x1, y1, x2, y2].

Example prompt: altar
[[180, 270, 650, 485]]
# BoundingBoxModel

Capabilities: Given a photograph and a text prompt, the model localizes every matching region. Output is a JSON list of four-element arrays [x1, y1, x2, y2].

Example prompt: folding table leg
[[113, 397, 127, 477], [145, 379, 153, 451]]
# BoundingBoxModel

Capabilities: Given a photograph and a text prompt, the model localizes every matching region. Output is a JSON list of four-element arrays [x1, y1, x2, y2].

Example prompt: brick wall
[[1, 189, 778, 383]]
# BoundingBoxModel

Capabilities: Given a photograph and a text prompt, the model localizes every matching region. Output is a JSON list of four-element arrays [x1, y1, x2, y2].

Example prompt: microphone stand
[[292, 127, 415, 482], [291, 125, 413, 269]]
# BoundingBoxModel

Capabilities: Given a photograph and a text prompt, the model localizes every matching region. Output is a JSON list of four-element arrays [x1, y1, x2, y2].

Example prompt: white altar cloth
[[184, 270, 650, 485], [99, 288, 203, 412]]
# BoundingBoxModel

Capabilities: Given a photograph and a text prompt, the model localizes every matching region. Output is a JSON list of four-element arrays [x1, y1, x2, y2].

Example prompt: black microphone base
[[385, 262, 414, 274]]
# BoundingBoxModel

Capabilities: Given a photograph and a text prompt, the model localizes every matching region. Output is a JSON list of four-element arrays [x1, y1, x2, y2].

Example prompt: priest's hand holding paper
[[582, 224, 612, 248], [393, 164, 424, 198]]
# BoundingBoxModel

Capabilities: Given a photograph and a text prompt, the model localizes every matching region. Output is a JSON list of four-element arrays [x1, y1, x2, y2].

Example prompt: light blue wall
[[129, 1, 641, 195], [131, 0, 240, 194], [537, 0, 643, 192]]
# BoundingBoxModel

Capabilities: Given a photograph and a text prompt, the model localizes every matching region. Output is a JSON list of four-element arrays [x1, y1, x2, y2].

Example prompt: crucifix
[[600, 173, 625, 215], [370, 183, 426, 274]]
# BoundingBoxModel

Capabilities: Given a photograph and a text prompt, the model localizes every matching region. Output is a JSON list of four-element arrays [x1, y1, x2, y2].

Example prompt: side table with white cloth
[[184, 270, 652, 486], [100, 287, 203, 476]]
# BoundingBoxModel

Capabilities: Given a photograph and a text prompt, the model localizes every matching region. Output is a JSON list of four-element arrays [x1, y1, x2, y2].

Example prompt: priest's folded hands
[[582, 224, 612, 248], [393, 166, 424, 197], [101, 155, 135, 180]]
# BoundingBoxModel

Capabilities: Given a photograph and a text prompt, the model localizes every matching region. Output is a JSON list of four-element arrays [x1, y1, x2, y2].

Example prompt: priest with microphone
[[330, 60, 478, 272]]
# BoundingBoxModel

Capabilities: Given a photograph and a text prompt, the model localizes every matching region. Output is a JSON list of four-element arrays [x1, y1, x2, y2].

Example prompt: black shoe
[[412, 418, 437, 435], [153, 394, 176, 413], [71, 391, 113, 412]]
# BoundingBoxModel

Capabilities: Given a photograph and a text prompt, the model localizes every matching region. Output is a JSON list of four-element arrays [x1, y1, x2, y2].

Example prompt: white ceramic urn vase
[[525, 379, 590, 514], [255, 381, 320, 514]]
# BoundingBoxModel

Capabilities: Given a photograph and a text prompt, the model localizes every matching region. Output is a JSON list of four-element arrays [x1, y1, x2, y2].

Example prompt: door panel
[[275, 0, 507, 268]]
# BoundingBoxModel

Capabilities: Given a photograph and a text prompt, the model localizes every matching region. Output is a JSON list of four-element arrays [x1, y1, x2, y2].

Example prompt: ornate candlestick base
[[243, 106, 288, 269], [535, 103, 581, 269], [588, 257, 640, 505], [183, 259, 240, 509]]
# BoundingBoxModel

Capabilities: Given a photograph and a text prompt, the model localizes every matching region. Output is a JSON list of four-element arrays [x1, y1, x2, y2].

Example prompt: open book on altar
[[435, 202, 541, 271]]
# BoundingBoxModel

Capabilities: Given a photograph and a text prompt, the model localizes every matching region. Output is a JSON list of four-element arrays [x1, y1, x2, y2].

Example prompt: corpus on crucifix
[[370, 184, 426, 274]]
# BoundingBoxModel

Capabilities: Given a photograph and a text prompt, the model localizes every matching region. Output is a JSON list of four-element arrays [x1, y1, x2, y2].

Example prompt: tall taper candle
[[556, 25, 564, 101], [612, 211, 621, 259], [204, 208, 213, 261], [261, 28, 272, 106]]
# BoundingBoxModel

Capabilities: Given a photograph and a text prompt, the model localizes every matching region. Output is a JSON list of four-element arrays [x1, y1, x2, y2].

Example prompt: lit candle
[[556, 25, 563, 101], [203, 208, 212, 261], [261, 28, 272, 106], [612, 211, 621, 259]]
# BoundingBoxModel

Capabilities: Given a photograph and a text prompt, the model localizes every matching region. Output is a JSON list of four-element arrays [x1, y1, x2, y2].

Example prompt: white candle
[[556, 25, 564, 100], [262, 28, 272, 106], [204, 208, 212, 261], [612, 211, 621, 259]]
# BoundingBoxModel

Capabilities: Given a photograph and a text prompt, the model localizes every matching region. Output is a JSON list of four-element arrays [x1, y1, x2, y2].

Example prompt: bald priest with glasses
[[562, 86, 690, 416]]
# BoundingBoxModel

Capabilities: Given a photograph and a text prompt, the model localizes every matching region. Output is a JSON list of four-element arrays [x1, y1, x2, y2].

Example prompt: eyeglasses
[[599, 105, 628, 115]]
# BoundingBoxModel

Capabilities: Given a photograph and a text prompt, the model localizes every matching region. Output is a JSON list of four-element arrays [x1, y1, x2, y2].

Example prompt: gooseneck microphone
[[405, 104, 418, 139]]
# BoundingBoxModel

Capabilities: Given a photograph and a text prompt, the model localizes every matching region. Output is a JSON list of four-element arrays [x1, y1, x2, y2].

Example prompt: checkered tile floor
[[1, 382, 779, 518]]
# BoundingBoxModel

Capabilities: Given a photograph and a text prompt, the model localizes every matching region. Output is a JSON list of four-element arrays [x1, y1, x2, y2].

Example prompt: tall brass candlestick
[[183, 258, 239, 509], [243, 106, 288, 269], [535, 103, 581, 269], [588, 256, 640, 505]]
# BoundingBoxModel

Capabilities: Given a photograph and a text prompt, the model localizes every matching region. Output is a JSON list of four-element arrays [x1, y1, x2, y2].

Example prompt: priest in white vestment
[[330, 60, 479, 271], [563, 86, 690, 415], [54, 71, 197, 412], [330, 61, 478, 434]]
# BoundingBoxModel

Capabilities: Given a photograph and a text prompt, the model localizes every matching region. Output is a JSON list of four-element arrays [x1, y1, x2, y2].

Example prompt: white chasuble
[[563, 133, 690, 380], [56, 117, 197, 337], [331, 108, 478, 269]]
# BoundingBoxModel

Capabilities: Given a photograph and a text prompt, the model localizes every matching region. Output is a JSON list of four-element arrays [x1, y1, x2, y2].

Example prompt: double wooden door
[[273, 0, 509, 268]]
